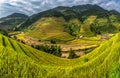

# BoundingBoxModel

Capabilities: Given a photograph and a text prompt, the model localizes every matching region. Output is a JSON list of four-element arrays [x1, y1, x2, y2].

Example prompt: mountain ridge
[[11, 4, 120, 42], [0, 13, 28, 32], [15, 4, 109, 31], [16, 4, 120, 31], [0, 13, 28, 20]]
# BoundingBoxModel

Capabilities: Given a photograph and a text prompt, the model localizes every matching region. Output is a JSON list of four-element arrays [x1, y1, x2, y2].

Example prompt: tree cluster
[[65, 23, 80, 36], [0, 29, 8, 36], [68, 49, 78, 59], [32, 45, 62, 57]]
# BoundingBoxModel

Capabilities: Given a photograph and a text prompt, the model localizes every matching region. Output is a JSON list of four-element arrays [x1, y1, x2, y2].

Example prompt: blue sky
[[0, 0, 120, 18]]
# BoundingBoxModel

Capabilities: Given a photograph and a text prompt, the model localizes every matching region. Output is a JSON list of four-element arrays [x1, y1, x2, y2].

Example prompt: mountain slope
[[16, 4, 107, 30], [15, 4, 120, 41], [0, 33, 120, 77], [25, 17, 75, 42], [0, 13, 28, 32], [90, 12, 120, 34]]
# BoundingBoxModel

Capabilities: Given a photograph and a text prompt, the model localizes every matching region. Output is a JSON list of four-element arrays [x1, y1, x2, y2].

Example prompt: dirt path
[[60, 44, 97, 52]]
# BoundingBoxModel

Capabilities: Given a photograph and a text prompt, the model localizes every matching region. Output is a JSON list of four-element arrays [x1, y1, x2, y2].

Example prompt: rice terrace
[[0, 0, 120, 78]]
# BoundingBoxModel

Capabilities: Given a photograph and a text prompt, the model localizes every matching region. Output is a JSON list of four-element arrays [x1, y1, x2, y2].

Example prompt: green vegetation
[[109, 62, 120, 78], [68, 49, 78, 59], [0, 4, 120, 78], [90, 17, 117, 35], [25, 17, 74, 42], [50, 39, 57, 44], [79, 16, 96, 36], [12, 5, 119, 42], [0, 13, 28, 32], [32, 45, 62, 57], [65, 23, 80, 36], [0, 33, 120, 78], [0, 29, 8, 36]]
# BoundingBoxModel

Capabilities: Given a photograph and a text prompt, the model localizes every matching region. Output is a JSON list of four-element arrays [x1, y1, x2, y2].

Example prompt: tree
[[0, 29, 8, 36], [53, 46, 61, 57], [33, 45, 62, 57], [68, 49, 78, 59], [65, 23, 80, 36], [50, 39, 56, 44]]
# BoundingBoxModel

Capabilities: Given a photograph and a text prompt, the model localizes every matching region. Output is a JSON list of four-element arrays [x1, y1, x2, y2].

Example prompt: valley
[[8, 31, 110, 58], [0, 32, 120, 78], [0, 4, 120, 78]]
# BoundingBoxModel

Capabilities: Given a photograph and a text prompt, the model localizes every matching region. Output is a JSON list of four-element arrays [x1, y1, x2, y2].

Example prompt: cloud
[[102, 1, 120, 11], [0, 0, 120, 18]]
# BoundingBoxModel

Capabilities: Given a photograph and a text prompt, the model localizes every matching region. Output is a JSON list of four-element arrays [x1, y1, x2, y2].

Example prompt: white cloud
[[0, 0, 120, 18], [99, 1, 120, 11], [0, 0, 7, 3]]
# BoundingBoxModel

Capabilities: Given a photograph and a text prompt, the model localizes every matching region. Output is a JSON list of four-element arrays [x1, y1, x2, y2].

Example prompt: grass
[[0, 33, 120, 78], [25, 17, 74, 42], [80, 16, 96, 36], [67, 38, 102, 45]]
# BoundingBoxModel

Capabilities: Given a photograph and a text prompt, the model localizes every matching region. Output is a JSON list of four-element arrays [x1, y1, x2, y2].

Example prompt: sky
[[0, 0, 120, 18]]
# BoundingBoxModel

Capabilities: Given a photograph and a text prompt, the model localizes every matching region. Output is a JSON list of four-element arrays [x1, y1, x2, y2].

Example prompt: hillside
[[16, 4, 108, 30], [0, 32, 120, 77], [14, 4, 120, 42], [25, 17, 74, 42], [0, 13, 28, 32]]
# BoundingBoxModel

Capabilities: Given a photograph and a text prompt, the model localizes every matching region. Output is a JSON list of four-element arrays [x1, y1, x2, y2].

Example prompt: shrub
[[34, 45, 62, 57], [65, 23, 80, 36], [68, 49, 78, 59], [50, 39, 56, 44]]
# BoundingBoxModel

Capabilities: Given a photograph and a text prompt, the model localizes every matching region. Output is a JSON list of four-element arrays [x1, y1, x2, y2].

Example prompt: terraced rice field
[[0, 33, 120, 78]]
